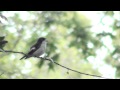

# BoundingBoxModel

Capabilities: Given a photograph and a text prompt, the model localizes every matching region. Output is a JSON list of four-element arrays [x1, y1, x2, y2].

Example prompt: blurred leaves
[[97, 32, 115, 38], [0, 11, 105, 79], [101, 11, 120, 78], [37, 59, 45, 68], [0, 36, 5, 41], [0, 13, 8, 24], [104, 11, 114, 17]]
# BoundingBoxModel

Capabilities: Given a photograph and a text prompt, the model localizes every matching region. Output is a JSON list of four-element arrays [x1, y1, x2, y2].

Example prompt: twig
[[0, 50, 26, 55], [40, 57, 111, 79], [0, 50, 112, 79]]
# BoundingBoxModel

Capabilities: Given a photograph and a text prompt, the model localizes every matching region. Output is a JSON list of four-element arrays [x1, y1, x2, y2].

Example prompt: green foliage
[[0, 36, 5, 41], [104, 11, 114, 17], [0, 13, 8, 24], [0, 11, 103, 79], [98, 11, 120, 78]]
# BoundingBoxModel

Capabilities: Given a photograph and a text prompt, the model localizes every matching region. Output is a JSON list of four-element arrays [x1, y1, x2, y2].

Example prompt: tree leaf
[[0, 36, 5, 41]]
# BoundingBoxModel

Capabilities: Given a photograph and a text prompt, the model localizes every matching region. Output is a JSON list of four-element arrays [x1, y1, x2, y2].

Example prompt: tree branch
[[0, 50, 26, 55], [40, 57, 111, 79], [0, 50, 111, 79]]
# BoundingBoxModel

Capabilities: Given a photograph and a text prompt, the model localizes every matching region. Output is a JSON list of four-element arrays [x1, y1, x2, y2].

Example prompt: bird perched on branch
[[20, 37, 47, 60]]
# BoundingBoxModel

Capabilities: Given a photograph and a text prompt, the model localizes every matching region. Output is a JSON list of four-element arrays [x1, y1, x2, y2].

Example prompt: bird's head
[[37, 37, 47, 43]]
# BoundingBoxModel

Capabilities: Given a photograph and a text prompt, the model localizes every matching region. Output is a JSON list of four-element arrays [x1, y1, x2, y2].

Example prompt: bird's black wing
[[20, 44, 37, 60], [20, 40, 42, 60], [27, 45, 37, 55]]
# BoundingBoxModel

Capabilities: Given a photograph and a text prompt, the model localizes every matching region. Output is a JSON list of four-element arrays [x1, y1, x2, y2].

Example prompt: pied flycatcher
[[20, 37, 47, 60]]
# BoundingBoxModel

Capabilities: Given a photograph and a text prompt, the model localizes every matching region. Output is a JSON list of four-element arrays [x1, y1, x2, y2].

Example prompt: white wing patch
[[30, 47, 36, 50]]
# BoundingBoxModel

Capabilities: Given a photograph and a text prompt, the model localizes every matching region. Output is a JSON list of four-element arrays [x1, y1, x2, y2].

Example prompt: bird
[[20, 37, 47, 60]]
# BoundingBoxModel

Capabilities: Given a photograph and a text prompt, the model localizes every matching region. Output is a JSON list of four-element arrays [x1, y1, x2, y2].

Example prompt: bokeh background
[[0, 11, 120, 79]]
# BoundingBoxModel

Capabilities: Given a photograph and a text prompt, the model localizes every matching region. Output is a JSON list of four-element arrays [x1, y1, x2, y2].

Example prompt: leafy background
[[0, 11, 119, 79]]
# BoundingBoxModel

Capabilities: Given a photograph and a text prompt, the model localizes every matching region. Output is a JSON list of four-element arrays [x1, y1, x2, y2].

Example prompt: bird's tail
[[20, 54, 30, 60], [20, 55, 26, 60]]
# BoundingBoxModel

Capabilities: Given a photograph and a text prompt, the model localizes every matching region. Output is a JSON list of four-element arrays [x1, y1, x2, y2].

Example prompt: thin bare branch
[[0, 50, 112, 79], [40, 57, 111, 79], [0, 50, 26, 55]]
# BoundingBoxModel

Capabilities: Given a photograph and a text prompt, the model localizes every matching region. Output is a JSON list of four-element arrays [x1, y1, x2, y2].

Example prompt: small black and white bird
[[20, 37, 47, 60]]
